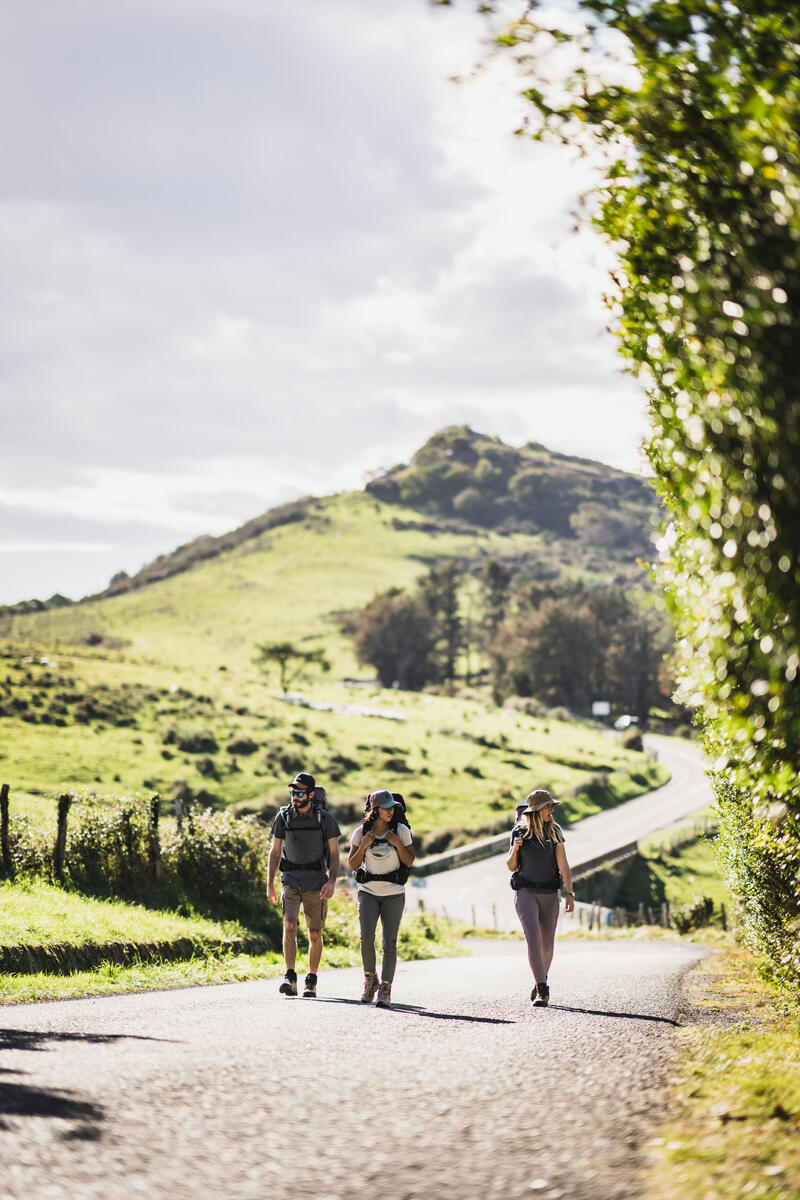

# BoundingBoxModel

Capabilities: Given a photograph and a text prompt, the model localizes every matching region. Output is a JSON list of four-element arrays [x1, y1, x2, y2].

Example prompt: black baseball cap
[[289, 772, 315, 791]]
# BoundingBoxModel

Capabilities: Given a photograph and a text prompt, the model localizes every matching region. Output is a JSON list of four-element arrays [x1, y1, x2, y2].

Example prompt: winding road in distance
[[411, 734, 714, 930]]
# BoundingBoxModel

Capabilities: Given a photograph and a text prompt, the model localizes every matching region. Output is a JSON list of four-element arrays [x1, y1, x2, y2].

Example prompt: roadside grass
[[0, 885, 462, 1004], [647, 946, 800, 1200], [0, 953, 285, 1004], [0, 877, 247, 946]]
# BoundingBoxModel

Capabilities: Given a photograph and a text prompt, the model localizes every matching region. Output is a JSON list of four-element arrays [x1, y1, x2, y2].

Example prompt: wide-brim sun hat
[[521, 789, 559, 814], [368, 789, 399, 809]]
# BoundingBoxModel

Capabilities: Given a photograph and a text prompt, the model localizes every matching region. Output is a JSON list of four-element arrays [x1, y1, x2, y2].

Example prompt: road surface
[[0, 939, 706, 1200], [411, 735, 713, 929]]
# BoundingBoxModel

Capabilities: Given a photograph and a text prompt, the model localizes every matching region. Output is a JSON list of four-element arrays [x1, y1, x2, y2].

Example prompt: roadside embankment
[[646, 944, 800, 1199]]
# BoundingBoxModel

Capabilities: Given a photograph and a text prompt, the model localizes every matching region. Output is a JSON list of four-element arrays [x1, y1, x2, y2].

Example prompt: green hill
[[0, 428, 666, 847]]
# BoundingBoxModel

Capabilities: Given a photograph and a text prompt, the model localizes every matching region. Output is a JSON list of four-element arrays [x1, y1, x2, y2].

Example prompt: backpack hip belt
[[510, 871, 561, 893], [280, 854, 328, 875], [355, 865, 409, 886]]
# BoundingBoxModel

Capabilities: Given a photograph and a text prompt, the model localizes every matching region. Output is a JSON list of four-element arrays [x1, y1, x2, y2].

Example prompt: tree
[[495, 1, 800, 990], [348, 590, 439, 690], [419, 562, 464, 684], [254, 642, 330, 694]]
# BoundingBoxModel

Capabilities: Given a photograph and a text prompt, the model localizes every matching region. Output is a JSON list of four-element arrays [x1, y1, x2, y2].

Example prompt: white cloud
[[0, 0, 648, 604]]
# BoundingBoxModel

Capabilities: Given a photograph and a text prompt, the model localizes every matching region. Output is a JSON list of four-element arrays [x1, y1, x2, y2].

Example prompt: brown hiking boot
[[279, 970, 298, 996], [376, 981, 392, 1008], [360, 971, 379, 1004]]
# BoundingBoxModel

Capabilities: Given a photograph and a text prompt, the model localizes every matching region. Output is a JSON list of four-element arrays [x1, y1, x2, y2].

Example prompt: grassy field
[[4, 494, 552, 676], [0, 638, 666, 850]]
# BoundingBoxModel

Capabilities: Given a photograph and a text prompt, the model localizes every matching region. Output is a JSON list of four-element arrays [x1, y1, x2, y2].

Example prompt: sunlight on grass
[[647, 948, 800, 1200], [0, 878, 246, 946]]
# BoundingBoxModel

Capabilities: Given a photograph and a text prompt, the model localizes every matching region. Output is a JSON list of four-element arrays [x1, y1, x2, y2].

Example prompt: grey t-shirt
[[271, 805, 341, 892], [510, 823, 564, 891]]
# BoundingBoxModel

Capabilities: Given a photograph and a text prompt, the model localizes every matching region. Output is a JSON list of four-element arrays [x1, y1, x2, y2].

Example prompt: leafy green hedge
[[4, 794, 277, 932], [501, 1, 800, 991]]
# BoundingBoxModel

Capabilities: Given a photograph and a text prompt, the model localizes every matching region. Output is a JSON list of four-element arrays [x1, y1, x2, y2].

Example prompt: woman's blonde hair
[[521, 792, 563, 845]]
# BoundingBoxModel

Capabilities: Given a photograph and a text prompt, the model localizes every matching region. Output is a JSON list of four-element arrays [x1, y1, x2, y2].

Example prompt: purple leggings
[[514, 889, 560, 984]]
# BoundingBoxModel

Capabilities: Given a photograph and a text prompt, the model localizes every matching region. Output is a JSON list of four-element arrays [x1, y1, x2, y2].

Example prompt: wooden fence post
[[54, 793, 72, 882], [720, 902, 727, 931], [150, 794, 161, 881], [1, 782, 12, 879], [176, 796, 183, 834]]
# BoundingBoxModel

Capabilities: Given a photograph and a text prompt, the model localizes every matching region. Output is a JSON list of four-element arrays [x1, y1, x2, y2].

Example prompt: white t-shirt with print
[[350, 823, 413, 896]]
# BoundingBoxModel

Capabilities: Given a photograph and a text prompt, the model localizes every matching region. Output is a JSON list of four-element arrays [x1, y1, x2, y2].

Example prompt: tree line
[[343, 559, 675, 724]]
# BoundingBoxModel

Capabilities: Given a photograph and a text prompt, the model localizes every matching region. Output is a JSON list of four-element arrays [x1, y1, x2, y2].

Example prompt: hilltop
[[1, 426, 658, 623], [366, 426, 655, 550]]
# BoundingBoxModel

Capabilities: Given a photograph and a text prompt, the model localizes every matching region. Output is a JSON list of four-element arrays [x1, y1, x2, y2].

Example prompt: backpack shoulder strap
[[313, 802, 330, 863]]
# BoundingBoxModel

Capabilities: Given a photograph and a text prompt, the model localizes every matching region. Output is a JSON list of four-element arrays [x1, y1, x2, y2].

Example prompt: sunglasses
[[289, 787, 308, 797]]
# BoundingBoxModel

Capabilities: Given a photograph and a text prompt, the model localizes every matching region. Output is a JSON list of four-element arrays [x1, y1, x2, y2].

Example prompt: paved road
[[411, 735, 713, 929], [1, 940, 706, 1200]]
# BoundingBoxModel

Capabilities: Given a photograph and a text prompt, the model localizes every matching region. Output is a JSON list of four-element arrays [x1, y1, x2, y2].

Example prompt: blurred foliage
[[497, 1, 800, 991], [4, 792, 280, 935]]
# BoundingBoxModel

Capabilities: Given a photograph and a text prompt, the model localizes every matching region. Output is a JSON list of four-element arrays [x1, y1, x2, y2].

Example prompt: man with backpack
[[267, 771, 341, 998]]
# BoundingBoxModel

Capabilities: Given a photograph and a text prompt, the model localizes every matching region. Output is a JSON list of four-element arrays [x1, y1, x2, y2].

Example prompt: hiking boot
[[532, 982, 550, 1007], [360, 971, 379, 1004], [303, 973, 317, 998], [279, 970, 298, 997], [376, 981, 392, 1009]]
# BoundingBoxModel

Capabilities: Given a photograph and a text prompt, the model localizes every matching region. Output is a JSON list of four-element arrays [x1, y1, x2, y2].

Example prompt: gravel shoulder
[[1, 938, 709, 1200]]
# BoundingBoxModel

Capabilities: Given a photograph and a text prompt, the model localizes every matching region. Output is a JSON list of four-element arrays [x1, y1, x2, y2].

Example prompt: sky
[[0, 0, 650, 605]]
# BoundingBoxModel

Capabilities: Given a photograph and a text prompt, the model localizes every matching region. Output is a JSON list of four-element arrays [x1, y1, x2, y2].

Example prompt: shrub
[[671, 895, 715, 933], [177, 729, 219, 754]]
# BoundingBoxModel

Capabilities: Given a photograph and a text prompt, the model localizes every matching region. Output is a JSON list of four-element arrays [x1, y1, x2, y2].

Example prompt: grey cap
[[521, 789, 559, 814], [368, 789, 399, 809]]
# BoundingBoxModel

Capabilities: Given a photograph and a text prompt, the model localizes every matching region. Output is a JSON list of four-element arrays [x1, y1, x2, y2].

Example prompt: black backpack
[[278, 786, 332, 874], [355, 793, 412, 886]]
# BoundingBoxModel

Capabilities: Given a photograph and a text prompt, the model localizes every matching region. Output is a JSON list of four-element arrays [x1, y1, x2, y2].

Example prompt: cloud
[[0, 0, 648, 603]]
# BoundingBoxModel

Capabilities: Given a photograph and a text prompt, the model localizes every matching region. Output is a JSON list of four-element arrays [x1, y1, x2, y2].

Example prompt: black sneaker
[[533, 982, 550, 1007], [303, 973, 317, 998], [279, 970, 298, 997]]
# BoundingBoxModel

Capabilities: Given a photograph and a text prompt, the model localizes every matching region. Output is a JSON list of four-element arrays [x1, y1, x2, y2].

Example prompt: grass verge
[[0, 884, 462, 1004], [0, 877, 247, 945], [646, 946, 800, 1199]]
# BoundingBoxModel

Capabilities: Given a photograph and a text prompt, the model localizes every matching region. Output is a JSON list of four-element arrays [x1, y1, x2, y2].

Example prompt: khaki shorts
[[281, 885, 328, 931]]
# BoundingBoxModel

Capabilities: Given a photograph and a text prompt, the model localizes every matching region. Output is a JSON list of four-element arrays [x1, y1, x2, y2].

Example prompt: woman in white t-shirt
[[348, 789, 415, 1009]]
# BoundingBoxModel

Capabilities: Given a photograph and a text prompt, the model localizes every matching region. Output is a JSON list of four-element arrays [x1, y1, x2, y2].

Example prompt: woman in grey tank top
[[507, 789, 574, 1006]]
